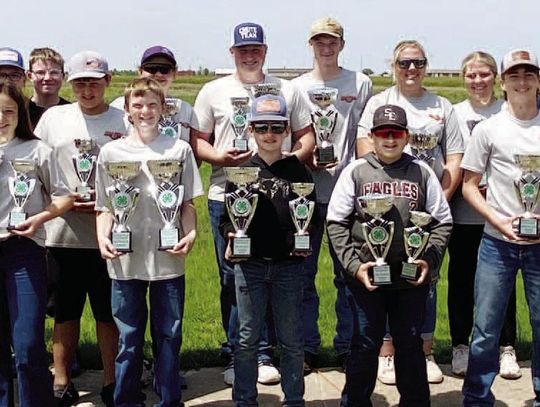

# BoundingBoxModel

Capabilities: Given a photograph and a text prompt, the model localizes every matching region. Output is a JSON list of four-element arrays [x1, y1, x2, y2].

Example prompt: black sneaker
[[54, 382, 79, 407], [304, 352, 317, 376], [100, 382, 115, 407], [337, 352, 348, 373]]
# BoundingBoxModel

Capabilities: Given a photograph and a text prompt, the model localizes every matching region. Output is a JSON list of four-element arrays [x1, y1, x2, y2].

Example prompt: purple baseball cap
[[0, 48, 24, 71], [231, 23, 266, 47], [140, 46, 177, 66], [249, 94, 288, 122]]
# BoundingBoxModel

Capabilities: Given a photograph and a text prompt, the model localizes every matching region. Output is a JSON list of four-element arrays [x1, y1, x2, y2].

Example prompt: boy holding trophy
[[221, 94, 316, 406], [95, 78, 203, 406], [327, 104, 452, 406]]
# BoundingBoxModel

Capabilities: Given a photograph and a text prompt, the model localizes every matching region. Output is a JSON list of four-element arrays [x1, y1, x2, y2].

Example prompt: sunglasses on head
[[252, 123, 287, 134], [142, 65, 174, 75], [397, 58, 427, 69], [372, 128, 408, 139]]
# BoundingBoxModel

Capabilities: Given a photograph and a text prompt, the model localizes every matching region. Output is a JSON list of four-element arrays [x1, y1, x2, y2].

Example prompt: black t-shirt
[[28, 97, 70, 129], [221, 154, 317, 261]]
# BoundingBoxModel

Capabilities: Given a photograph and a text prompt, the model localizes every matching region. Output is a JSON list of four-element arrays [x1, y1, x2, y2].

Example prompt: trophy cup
[[72, 138, 96, 201], [409, 133, 438, 167], [160, 97, 180, 138], [251, 83, 280, 98], [224, 167, 260, 258], [289, 183, 315, 254], [514, 154, 540, 238], [104, 161, 141, 252], [401, 211, 432, 281], [147, 159, 184, 250], [308, 87, 338, 165], [7, 159, 37, 230], [230, 97, 250, 152], [358, 194, 395, 285]]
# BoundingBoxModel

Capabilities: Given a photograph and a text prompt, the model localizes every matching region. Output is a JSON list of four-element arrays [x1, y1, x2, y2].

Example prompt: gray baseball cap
[[67, 50, 109, 81]]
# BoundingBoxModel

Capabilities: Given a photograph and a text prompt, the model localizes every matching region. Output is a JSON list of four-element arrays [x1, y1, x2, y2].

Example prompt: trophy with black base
[[514, 154, 540, 238], [230, 97, 250, 152], [289, 182, 315, 255], [7, 159, 37, 230], [401, 211, 432, 281], [308, 87, 338, 165], [358, 194, 395, 285]]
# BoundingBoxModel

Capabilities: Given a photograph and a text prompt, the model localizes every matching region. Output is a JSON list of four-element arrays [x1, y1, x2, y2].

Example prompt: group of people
[[0, 15, 538, 407]]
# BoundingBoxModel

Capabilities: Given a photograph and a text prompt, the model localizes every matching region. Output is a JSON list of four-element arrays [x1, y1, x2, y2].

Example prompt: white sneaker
[[377, 355, 396, 385], [223, 361, 234, 386], [451, 345, 469, 376], [426, 354, 444, 383], [257, 360, 281, 384], [499, 346, 522, 379]]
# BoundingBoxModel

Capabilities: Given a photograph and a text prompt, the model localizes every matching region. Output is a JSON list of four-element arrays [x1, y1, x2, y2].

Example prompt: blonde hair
[[123, 77, 165, 109], [460, 51, 498, 76], [28, 47, 64, 71], [391, 40, 427, 84]]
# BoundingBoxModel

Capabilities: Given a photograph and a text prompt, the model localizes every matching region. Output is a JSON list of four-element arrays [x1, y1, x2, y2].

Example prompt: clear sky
[[4, 0, 539, 74]]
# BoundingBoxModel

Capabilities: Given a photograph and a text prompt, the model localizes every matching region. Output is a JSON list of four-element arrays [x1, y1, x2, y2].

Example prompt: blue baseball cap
[[0, 48, 24, 71], [141, 45, 177, 67], [231, 23, 266, 47], [250, 94, 288, 122]]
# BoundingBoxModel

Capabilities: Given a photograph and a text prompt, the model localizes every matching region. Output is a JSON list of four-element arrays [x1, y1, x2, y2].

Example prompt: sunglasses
[[372, 129, 408, 139], [397, 58, 427, 69], [252, 123, 287, 134], [142, 65, 174, 75]]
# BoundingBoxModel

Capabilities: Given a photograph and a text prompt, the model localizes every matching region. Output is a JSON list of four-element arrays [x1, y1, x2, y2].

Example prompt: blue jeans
[[463, 235, 540, 406], [302, 203, 352, 355], [208, 200, 272, 362], [112, 276, 185, 407], [233, 259, 305, 407], [0, 237, 54, 407], [342, 283, 430, 407]]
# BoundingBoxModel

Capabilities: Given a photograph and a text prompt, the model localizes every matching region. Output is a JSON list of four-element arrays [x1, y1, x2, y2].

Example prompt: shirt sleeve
[[180, 144, 204, 201], [443, 102, 465, 155], [94, 148, 111, 212], [41, 144, 72, 199], [286, 81, 313, 133], [190, 83, 215, 133], [356, 96, 377, 139], [460, 121, 490, 174]]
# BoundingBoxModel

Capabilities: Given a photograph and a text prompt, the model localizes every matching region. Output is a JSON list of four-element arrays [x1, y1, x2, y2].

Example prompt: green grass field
[[42, 75, 532, 370]]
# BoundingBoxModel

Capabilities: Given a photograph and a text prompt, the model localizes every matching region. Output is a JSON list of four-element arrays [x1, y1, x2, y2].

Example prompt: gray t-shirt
[[451, 99, 503, 224], [35, 103, 127, 249], [292, 68, 372, 203], [461, 109, 540, 243], [0, 137, 70, 246], [111, 96, 192, 143], [95, 135, 204, 281], [358, 86, 464, 180], [191, 73, 312, 201]]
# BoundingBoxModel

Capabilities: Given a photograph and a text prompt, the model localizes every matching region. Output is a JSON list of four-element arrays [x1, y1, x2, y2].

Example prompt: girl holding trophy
[[0, 81, 73, 406], [95, 78, 203, 406]]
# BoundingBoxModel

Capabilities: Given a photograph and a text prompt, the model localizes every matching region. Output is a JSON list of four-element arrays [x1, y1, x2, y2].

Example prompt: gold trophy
[[147, 159, 184, 250], [72, 138, 96, 201], [401, 211, 432, 280], [289, 183, 315, 254], [251, 83, 280, 98], [409, 133, 438, 167], [308, 87, 338, 165], [514, 154, 540, 238], [7, 159, 37, 230], [358, 194, 395, 285], [104, 161, 141, 252], [224, 167, 260, 258]]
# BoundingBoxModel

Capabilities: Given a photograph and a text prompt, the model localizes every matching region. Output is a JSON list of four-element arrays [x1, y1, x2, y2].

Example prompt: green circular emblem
[[318, 116, 331, 129], [159, 190, 177, 208], [295, 204, 309, 219], [78, 158, 91, 172], [161, 126, 177, 138], [114, 192, 130, 209], [14, 181, 29, 196], [233, 114, 247, 127], [369, 226, 388, 244], [407, 233, 422, 248], [522, 183, 536, 199], [233, 198, 251, 216]]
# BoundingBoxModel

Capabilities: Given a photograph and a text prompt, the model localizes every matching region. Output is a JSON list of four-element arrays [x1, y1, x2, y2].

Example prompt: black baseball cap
[[371, 104, 408, 132]]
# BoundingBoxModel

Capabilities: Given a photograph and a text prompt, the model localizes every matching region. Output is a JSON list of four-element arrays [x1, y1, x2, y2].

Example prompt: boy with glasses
[[327, 104, 452, 406], [27, 47, 70, 128], [0, 47, 26, 90]]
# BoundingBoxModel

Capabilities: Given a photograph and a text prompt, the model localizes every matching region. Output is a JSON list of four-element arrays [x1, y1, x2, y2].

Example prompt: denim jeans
[[342, 283, 430, 407], [112, 276, 185, 407], [302, 203, 352, 355], [0, 236, 54, 407], [233, 259, 305, 407], [463, 234, 540, 407], [208, 199, 272, 362]]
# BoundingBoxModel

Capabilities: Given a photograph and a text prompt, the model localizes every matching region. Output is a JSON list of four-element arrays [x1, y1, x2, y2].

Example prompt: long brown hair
[[0, 80, 37, 141]]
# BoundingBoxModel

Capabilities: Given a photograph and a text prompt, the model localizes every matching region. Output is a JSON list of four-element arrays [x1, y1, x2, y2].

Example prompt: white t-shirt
[[35, 103, 127, 249], [95, 135, 204, 281], [461, 109, 540, 243], [191, 73, 312, 202], [357, 86, 464, 180], [451, 99, 503, 224], [292, 68, 372, 203], [110, 96, 192, 143], [0, 137, 70, 246]]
